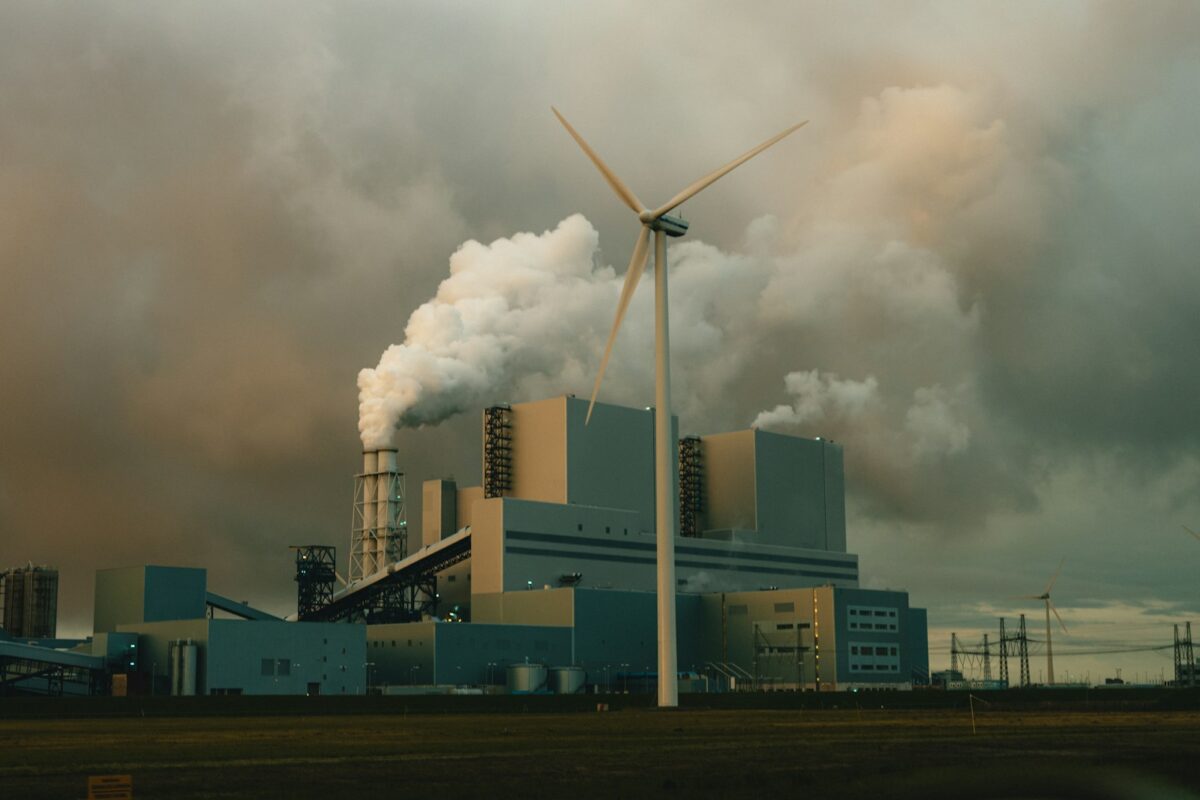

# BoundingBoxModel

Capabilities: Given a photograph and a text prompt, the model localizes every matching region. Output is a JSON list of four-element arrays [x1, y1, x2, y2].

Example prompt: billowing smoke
[[359, 82, 1034, 525], [358, 214, 618, 448]]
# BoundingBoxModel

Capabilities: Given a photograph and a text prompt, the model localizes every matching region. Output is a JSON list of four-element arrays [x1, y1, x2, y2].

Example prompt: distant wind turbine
[[553, 107, 806, 708], [1018, 558, 1068, 685]]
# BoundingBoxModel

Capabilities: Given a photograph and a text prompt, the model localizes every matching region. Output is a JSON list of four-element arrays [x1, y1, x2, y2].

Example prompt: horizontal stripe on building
[[503, 545, 856, 581], [505, 530, 856, 570]]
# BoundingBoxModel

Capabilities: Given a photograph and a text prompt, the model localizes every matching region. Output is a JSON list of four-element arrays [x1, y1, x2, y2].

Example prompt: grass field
[[3, 702, 1200, 798]]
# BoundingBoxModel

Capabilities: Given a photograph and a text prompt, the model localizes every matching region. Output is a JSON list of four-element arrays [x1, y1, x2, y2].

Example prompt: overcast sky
[[2, 2, 1198, 682]]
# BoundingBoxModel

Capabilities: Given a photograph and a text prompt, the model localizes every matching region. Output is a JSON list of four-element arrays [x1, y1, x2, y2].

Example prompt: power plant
[[0, 395, 931, 696]]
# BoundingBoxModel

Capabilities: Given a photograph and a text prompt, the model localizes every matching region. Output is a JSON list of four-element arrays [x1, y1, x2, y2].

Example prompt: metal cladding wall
[[688, 586, 928, 691], [121, 618, 365, 696], [470, 587, 704, 685], [471, 494, 858, 597], [94, 566, 206, 633], [829, 586, 918, 690], [206, 619, 364, 696], [907, 607, 930, 683], [563, 397, 663, 535], [365, 620, 572, 687]]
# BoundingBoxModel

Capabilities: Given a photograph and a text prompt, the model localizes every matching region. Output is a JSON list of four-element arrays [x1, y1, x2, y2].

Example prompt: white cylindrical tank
[[506, 663, 547, 694], [549, 666, 586, 695], [169, 640, 181, 695], [169, 639, 198, 696], [179, 640, 198, 696]]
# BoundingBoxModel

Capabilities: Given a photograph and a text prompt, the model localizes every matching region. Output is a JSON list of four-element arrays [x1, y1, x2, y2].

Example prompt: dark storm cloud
[[1, 1, 1198, 653]]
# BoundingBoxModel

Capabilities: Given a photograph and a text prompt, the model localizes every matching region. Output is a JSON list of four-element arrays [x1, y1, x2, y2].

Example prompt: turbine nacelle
[[649, 214, 689, 237]]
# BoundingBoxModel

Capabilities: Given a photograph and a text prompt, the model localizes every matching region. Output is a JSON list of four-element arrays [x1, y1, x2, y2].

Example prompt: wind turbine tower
[[1021, 559, 1067, 685], [553, 108, 806, 707]]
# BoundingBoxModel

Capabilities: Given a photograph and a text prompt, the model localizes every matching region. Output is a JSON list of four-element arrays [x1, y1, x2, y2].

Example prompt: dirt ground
[[3, 706, 1199, 799]]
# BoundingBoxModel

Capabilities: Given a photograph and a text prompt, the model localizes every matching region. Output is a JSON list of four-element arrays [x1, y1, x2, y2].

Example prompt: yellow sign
[[87, 774, 132, 799]]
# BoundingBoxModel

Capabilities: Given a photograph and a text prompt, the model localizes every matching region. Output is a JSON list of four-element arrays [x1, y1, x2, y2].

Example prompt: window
[[777, 623, 794, 630], [849, 640, 901, 674], [577, 524, 583, 532], [277, 659, 291, 676]]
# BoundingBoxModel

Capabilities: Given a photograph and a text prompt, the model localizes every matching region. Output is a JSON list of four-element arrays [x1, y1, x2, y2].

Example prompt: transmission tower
[[951, 632, 959, 677], [1176, 622, 1197, 688], [1018, 613, 1031, 688], [998, 618, 1010, 687], [983, 633, 992, 682]]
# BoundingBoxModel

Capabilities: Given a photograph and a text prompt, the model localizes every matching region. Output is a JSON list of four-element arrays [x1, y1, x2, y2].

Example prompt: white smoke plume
[[358, 214, 620, 448], [752, 370, 880, 430]]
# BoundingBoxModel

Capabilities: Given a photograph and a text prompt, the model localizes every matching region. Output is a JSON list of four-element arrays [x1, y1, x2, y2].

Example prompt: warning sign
[[87, 774, 132, 799]]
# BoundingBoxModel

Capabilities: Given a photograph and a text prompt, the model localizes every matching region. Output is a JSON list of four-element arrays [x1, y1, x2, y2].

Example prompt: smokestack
[[375, 448, 400, 570], [350, 449, 406, 583]]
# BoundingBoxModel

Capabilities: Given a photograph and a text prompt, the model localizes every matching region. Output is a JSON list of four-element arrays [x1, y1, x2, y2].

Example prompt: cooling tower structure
[[350, 449, 407, 582]]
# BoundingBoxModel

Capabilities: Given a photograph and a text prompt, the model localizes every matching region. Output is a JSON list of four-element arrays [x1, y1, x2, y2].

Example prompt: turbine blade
[[1044, 557, 1065, 595], [586, 225, 652, 424], [1049, 601, 1068, 635], [552, 107, 645, 215], [650, 120, 808, 219], [1184, 525, 1200, 542]]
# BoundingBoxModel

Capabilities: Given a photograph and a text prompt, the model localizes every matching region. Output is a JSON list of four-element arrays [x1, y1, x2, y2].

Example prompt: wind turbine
[[1019, 558, 1068, 685], [552, 108, 807, 708]]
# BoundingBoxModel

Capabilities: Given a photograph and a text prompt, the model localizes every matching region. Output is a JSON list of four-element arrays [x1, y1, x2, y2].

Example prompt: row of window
[[773, 622, 811, 631], [850, 663, 900, 672], [367, 639, 551, 652], [851, 645, 898, 657], [849, 620, 897, 632]]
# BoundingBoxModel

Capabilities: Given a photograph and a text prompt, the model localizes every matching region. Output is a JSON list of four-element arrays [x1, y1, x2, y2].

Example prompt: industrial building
[[0, 563, 58, 638], [311, 395, 927, 693], [2, 395, 928, 696]]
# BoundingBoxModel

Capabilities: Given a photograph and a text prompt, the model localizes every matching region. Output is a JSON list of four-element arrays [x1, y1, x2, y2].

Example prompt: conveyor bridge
[[299, 526, 470, 623]]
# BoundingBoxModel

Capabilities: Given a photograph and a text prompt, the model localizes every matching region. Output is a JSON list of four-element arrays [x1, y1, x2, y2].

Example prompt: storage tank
[[169, 639, 198, 696], [549, 666, 586, 694], [506, 662, 547, 694]]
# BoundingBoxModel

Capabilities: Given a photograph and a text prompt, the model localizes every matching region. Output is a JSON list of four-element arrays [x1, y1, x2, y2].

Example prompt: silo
[[179, 640, 198, 696], [169, 639, 198, 696], [169, 640, 182, 695], [549, 666, 586, 694], [506, 663, 548, 694]]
